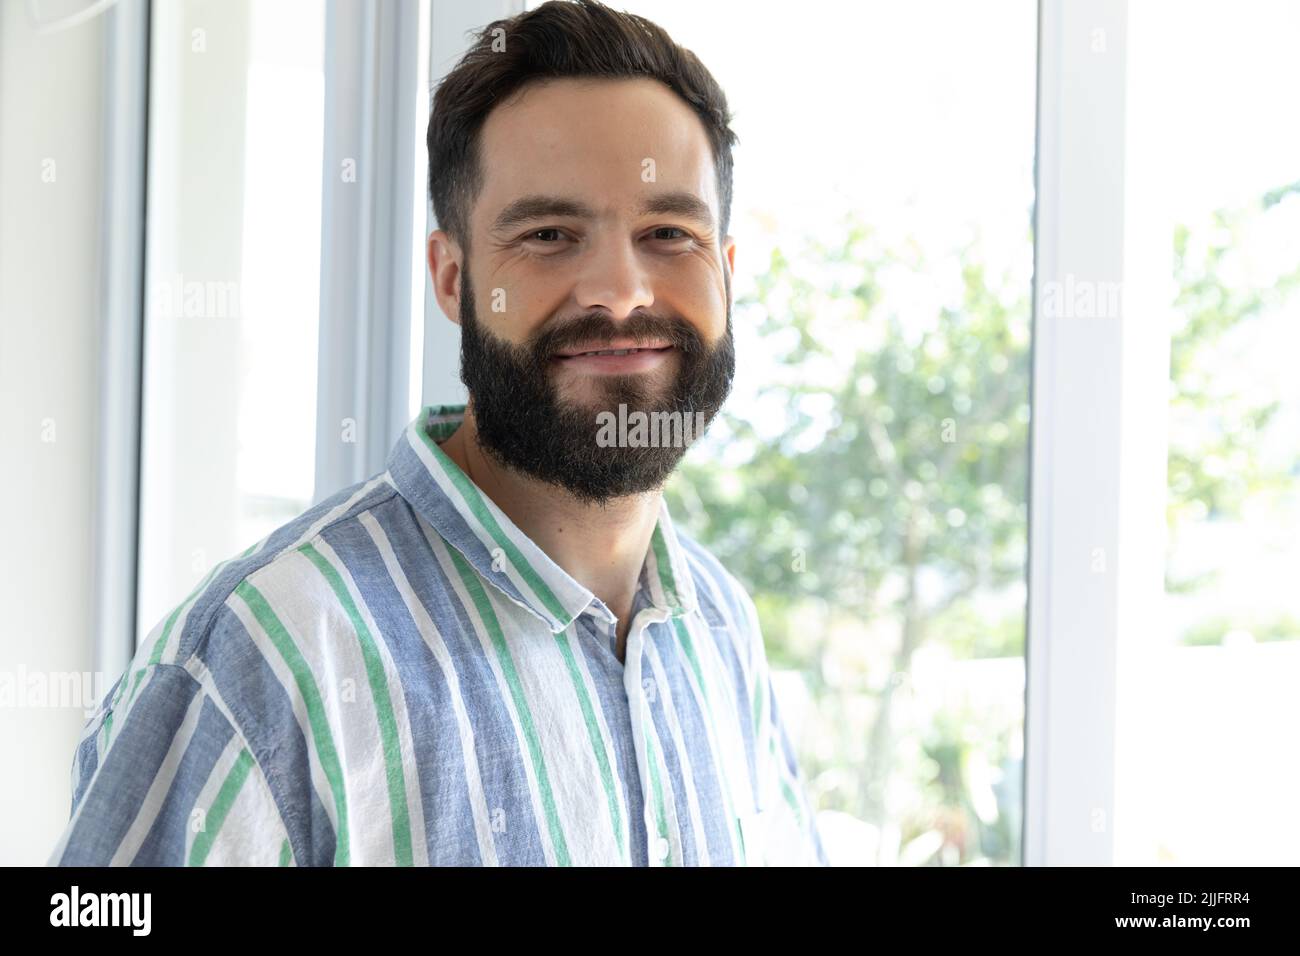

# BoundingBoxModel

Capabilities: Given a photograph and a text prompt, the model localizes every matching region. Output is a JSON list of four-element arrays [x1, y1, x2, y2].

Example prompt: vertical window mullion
[[1024, 0, 1131, 866], [97, 0, 150, 668]]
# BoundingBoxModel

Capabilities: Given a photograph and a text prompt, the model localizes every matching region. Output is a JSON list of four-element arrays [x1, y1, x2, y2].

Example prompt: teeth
[[562, 345, 672, 358]]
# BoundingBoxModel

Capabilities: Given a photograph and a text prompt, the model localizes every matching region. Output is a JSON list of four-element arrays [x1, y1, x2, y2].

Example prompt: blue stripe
[[57, 666, 202, 865], [133, 696, 237, 865], [385, 495, 550, 865], [317, 503, 487, 864]]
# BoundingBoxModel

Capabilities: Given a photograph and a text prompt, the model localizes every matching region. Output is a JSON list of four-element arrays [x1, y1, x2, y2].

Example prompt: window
[[136, 0, 327, 643], [1113, 0, 1300, 866]]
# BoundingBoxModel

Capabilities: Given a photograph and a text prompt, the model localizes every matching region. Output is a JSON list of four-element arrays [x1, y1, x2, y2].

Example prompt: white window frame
[[93, 0, 150, 677], [1025, 0, 1168, 865], [313, 0, 426, 502]]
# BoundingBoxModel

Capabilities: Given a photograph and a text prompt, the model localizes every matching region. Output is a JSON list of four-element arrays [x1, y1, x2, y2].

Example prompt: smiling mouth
[[557, 345, 673, 358]]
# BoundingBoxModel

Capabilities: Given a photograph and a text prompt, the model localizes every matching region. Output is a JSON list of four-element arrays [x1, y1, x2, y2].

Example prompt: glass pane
[[1116, 0, 1300, 866], [525, 0, 1038, 865], [137, 0, 326, 644]]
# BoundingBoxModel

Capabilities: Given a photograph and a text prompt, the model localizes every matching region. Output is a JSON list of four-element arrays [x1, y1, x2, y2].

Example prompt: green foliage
[[663, 184, 1300, 865], [1167, 183, 1300, 535], [667, 217, 1031, 644]]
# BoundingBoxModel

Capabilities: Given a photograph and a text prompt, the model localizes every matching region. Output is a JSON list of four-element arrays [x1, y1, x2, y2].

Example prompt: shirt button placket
[[654, 835, 670, 863], [626, 619, 664, 867]]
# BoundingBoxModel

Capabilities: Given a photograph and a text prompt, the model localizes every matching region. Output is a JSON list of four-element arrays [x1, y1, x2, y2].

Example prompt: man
[[49, 0, 827, 867]]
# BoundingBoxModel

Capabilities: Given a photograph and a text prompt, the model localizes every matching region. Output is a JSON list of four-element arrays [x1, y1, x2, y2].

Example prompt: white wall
[[0, 1, 107, 865]]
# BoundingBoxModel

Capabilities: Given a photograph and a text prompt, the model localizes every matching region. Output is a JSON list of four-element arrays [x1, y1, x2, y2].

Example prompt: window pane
[[137, 0, 326, 644], [523, 0, 1038, 865], [1116, 0, 1300, 866]]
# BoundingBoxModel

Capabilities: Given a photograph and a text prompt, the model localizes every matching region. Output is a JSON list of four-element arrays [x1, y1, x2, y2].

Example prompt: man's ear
[[427, 229, 462, 326], [723, 235, 736, 307]]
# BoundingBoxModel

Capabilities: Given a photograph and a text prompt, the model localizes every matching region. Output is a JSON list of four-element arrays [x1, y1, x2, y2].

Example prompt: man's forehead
[[474, 77, 718, 227]]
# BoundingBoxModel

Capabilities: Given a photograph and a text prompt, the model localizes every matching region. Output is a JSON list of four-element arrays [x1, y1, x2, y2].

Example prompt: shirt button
[[655, 836, 670, 861]]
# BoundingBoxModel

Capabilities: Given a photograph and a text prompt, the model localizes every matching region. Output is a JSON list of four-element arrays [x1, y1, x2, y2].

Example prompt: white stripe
[[224, 584, 339, 848], [243, 549, 397, 864], [643, 537, 673, 608], [623, 613, 686, 866], [561, 621, 634, 863], [189, 736, 288, 866], [309, 535, 430, 866], [494, 614, 626, 865]]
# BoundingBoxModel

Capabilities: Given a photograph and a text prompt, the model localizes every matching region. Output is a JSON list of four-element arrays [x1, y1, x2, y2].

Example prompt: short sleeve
[[48, 662, 295, 867], [737, 588, 829, 867]]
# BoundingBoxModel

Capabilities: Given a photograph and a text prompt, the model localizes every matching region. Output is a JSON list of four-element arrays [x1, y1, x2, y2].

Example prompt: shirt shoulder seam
[[175, 483, 404, 667]]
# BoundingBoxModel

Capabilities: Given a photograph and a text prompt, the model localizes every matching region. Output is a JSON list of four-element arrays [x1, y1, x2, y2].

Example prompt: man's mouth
[[551, 340, 676, 374], [553, 339, 675, 359]]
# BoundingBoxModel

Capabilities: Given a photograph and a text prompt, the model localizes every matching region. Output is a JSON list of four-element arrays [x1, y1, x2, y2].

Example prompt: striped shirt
[[49, 404, 828, 866]]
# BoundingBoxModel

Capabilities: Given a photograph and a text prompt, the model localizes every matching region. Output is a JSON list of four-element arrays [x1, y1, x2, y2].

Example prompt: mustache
[[527, 312, 705, 360]]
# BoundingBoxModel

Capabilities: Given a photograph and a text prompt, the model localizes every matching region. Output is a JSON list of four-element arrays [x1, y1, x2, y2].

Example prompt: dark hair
[[426, 0, 739, 256]]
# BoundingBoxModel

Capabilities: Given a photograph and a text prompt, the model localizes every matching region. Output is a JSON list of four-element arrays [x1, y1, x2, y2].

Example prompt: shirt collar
[[385, 404, 699, 633]]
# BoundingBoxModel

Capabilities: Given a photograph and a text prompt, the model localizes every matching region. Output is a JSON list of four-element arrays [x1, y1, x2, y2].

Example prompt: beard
[[456, 265, 734, 505]]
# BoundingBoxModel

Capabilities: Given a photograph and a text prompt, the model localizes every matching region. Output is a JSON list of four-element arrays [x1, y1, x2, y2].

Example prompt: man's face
[[433, 77, 736, 503]]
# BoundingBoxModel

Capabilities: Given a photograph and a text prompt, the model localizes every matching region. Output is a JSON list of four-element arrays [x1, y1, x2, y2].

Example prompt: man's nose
[[571, 235, 655, 320]]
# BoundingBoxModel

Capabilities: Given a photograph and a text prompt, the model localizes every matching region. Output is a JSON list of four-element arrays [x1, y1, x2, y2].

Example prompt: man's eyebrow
[[489, 190, 715, 233]]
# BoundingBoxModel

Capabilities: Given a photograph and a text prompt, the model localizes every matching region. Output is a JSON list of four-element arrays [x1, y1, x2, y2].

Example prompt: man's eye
[[520, 227, 689, 248], [526, 228, 565, 243]]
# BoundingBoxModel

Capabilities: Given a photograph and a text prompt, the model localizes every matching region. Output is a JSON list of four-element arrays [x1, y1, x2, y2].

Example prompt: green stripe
[[553, 628, 629, 863], [650, 524, 683, 610], [299, 542, 414, 866], [671, 615, 710, 703], [447, 547, 571, 866], [187, 748, 255, 866], [234, 578, 352, 865], [644, 726, 673, 866], [416, 427, 571, 623], [279, 838, 292, 866]]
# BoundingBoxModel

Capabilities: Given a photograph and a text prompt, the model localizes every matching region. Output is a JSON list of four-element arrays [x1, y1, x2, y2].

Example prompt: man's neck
[[436, 407, 660, 661]]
